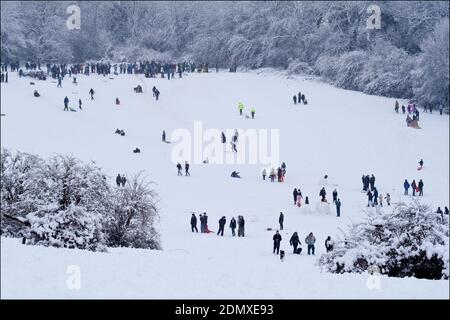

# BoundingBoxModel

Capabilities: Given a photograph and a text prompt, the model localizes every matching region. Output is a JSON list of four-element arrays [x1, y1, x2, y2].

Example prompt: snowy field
[[1, 70, 449, 299]]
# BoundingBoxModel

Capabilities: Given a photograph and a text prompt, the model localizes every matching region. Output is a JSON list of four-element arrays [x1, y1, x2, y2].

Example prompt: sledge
[[164, 141, 172, 144], [29, 82, 35, 85], [295, 248, 302, 255], [69, 108, 77, 112], [417, 166, 423, 171], [1, 113, 5, 116], [109, 77, 115, 80]]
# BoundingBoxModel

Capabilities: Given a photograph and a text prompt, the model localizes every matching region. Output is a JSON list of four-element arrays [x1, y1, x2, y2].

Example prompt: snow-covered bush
[[1, 149, 46, 236], [105, 172, 161, 250], [1, 150, 161, 252], [318, 201, 449, 280]]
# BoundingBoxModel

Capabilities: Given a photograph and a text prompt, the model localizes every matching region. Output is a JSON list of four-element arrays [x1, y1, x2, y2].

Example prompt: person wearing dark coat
[[367, 190, 374, 207], [273, 231, 282, 255], [230, 217, 237, 236], [221, 132, 226, 144], [369, 174, 375, 191], [325, 236, 333, 252], [217, 216, 226, 236], [63, 96, 69, 111], [162, 130, 166, 142], [199, 214, 205, 233], [116, 174, 122, 187], [176, 162, 182, 176], [335, 199, 341, 217], [238, 216, 245, 237], [419, 159, 424, 168], [401, 105, 406, 114], [89, 88, 94, 99], [190, 213, 198, 233], [411, 180, 417, 196], [404, 179, 410, 195], [301, 94, 305, 103], [418, 179, 424, 196], [332, 189, 338, 203], [293, 188, 298, 205], [319, 187, 326, 201], [78, 99, 82, 110], [293, 95, 297, 104], [5, 72, 8, 83], [185, 161, 190, 176], [444, 207, 449, 215], [33, 90, 40, 97], [279, 212, 284, 230], [289, 232, 301, 254], [373, 187, 379, 205], [305, 196, 309, 205], [121, 175, 126, 187]]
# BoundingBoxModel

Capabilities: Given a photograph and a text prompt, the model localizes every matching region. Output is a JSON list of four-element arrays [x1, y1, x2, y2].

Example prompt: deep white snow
[[1, 70, 449, 299]]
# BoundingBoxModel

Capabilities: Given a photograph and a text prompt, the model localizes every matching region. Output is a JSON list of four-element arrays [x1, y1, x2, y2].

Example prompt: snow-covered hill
[[1, 70, 449, 299]]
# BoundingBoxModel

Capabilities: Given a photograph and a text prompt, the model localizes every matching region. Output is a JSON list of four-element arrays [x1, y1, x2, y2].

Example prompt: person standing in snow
[[176, 162, 182, 176], [57, 76, 62, 88], [418, 179, 424, 196], [191, 213, 198, 233], [78, 98, 82, 110], [404, 179, 410, 195], [221, 131, 226, 144], [369, 174, 376, 191], [121, 175, 126, 187], [162, 130, 166, 142], [273, 231, 282, 255], [419, 159, 424, 169], [378, 193, 383, 206], [238, 102, 244, 116], [251, 108, 256, 119], [440, 106, 443, 115], [229, 217, 237, 236], [305, 232, 316, 255], [367, 190, 374, 207], [289, 232, 301, 254], [373, 187, 379, 206], [199, 213, 204, 233], [325, 236, 333, 252], [269, 168, 276, 182], [262, 168, 267, 181], [293, 188, 298, 205], [116, 174, 122, 187], [217, 216, 226, 236], [185, 161, 190, 176], [238, 215, 245, 237], [335, 198, 341, 217], [319, 187, 326, 201], [293, 95, 297, 104], [298, 92, 301, 103], [395, 100, 399, 113], [411, 180, 417, 196], [63, 96, 69, 111], [385, 193, 391, 206], [279, 212, 284, 230], [332, 189, 338, 204], [89, 88, 94, 100]]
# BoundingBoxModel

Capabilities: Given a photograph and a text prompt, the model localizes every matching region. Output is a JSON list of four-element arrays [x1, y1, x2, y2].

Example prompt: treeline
[[1, 1, 448, 108], [0, 149, 161, 251]]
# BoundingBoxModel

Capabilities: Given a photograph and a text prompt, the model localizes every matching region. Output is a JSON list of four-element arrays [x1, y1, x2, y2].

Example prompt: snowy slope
[[1, 70, 449, 299]]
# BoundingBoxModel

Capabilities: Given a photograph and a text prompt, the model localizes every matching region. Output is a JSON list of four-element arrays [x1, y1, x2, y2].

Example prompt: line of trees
[[1, 1, 448, 108], [0, 149, 161, 251]]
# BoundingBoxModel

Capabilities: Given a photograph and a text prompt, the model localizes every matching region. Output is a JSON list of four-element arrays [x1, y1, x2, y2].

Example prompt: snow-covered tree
[[105, 172, 161, 250], [318, 201, 449, 280], [1, 150, 161, 252]]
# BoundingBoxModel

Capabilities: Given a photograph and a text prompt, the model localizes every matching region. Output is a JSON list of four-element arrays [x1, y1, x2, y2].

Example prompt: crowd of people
[[190, 212, 245, 237]]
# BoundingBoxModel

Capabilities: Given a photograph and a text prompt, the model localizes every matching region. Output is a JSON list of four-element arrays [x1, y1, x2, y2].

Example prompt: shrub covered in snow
[[1, 149, 161, 252], [318, 201, 449, 280], [105, 172, 161, 250]]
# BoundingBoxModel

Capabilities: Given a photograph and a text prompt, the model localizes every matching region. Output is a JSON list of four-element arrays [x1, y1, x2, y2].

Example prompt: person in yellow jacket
[[251, 107, 256, 119], [238, 102, 244, 115]]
